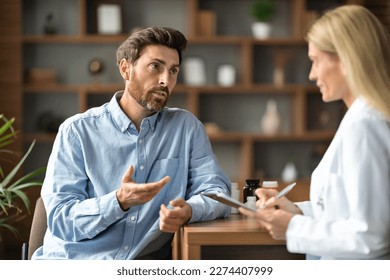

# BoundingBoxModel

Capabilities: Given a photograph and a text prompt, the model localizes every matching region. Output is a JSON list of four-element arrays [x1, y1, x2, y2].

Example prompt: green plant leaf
[[0, 138, 16, 149], [1, 140, 36, 190], [2, 190, 12, 203], [0, 201, 10, 214], [0, 116, 15, 136], [0, 116, 17, 151], [9, 189, 30, 211], [0, 115, 44, 239], [0, 217, 22, 239], [12, 180, 44, 191], [8, 167, 45, 190], [251, 0, 275, 22]]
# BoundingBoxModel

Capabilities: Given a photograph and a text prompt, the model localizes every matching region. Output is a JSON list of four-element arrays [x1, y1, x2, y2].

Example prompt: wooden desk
[[176, 214, 304, 260]]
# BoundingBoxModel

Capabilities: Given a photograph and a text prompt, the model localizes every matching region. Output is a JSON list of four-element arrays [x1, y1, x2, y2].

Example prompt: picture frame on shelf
[[94, 0, 124, 35]]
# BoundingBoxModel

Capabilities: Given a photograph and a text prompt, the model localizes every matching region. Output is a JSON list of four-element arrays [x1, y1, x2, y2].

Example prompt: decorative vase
[[43, 13, 57, 35], [217, 64, 236, 86], [182, 57, 206, 86], [281, 162, 298, 182], [261, 99, 281, 135], [273, 51, 292, 87], [251, 22, 271, 39]]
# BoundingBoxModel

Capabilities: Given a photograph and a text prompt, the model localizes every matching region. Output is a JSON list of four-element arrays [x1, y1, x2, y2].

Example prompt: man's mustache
[[150, 86, 170, 96]]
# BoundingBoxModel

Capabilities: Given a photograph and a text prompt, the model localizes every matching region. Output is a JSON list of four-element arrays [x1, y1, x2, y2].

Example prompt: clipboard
[[201, 192, 256, 212]]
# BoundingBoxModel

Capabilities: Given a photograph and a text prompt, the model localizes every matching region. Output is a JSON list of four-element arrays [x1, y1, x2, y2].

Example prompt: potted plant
[[250, 0, 275, 39], [0, 114, 45, 242]]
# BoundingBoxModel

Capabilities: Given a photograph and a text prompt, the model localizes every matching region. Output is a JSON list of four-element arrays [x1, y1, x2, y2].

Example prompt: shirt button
[[140, 165, 144, 170], [124, 246, 129, 250], [139, 139, 143, 144], [130, 216, 136, 221], [116, 216, 120, 220]]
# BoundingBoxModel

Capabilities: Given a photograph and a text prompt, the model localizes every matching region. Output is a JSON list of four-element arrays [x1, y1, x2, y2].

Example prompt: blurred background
[[0, 0, 388, 259]]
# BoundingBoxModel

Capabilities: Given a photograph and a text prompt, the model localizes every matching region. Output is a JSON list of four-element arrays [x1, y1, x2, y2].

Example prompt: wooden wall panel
[[0, 0, 25, 260], [0, 0, 22, 128]]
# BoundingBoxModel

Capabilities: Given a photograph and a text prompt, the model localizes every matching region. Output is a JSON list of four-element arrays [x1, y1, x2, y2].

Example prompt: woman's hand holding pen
[[240, 207, 294, 240], [256, 188, 302, 215], [238, 187, 302, 240]]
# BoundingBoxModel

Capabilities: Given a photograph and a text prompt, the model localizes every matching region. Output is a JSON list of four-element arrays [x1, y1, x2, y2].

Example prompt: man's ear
[[119, 58, 130, 80]]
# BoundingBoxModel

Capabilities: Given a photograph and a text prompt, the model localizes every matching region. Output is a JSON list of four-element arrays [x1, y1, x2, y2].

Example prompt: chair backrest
[[25, 197, 47, 260]]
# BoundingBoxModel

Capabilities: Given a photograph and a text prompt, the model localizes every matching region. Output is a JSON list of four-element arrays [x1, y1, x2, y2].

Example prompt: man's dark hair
[[116, 27, 187, 66]]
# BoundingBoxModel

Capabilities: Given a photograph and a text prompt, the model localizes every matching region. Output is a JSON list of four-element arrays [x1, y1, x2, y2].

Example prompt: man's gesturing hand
[[116, 165, 170, 211]]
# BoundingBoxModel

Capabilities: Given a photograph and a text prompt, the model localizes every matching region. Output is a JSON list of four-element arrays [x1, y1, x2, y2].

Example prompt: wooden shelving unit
[[21, 0, 348, 195], [3, 0, 374, 260]]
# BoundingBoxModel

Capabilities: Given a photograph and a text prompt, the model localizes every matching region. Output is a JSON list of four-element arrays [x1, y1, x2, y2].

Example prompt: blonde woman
[[240, 5, 390, 259]]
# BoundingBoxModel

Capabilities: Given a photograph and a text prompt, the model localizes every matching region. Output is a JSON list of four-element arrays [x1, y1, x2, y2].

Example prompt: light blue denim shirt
[[33, 91, 231, 259]]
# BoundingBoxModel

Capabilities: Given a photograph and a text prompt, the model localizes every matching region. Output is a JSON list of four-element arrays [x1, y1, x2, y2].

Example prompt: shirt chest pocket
[[146, 158, 184, 200], [146, 158, 182, 182]]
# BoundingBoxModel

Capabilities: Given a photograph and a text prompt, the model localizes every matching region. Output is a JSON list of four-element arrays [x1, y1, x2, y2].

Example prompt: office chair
[[22, 197, 47, 260]]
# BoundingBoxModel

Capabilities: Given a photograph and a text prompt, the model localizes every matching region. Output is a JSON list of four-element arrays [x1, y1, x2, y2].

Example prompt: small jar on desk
[[243, 179, 260, 203], [262, 181, 278, 190]]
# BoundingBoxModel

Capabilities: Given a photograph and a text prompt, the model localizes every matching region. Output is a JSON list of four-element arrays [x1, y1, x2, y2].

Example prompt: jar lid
[[262, 181, 278, 188], [245, 179, 260, 186]]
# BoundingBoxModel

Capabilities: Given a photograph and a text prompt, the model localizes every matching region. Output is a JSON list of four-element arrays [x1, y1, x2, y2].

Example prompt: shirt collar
[[349, 97, 364, 111], [108, 90, 161, 133], [145, 110, 160, 132], [347, 97, 371, 118]]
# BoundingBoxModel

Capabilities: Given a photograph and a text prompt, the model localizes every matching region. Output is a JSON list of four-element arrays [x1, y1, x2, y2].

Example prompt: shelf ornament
[[261, 99, 281, 135], [43, 13, 57, 35], [182, 57, 206, 86], [250, 0, 275, 39], [88, 58, 105, 84], [217, 64, 236, 87]]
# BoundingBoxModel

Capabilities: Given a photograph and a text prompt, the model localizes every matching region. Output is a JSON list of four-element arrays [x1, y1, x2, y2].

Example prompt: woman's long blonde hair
[[306, 5, 390, 119]]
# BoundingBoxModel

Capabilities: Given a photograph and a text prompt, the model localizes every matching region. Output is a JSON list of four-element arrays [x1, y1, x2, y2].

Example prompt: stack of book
[[26, 68, 57, 84]]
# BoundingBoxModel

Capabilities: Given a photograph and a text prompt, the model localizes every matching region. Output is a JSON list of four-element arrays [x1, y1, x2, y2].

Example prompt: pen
[[261, 182, 296, 209]]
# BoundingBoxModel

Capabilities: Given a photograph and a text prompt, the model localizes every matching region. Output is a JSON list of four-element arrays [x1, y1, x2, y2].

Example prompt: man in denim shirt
[[33, 27, 230, 260]]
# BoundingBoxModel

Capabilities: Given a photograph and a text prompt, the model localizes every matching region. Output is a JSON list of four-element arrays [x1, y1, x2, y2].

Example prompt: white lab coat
[[286, 98, 390, 259]]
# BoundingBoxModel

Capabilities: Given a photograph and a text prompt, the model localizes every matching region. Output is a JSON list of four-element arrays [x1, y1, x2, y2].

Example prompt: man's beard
[[128, 71, 170, 113]]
